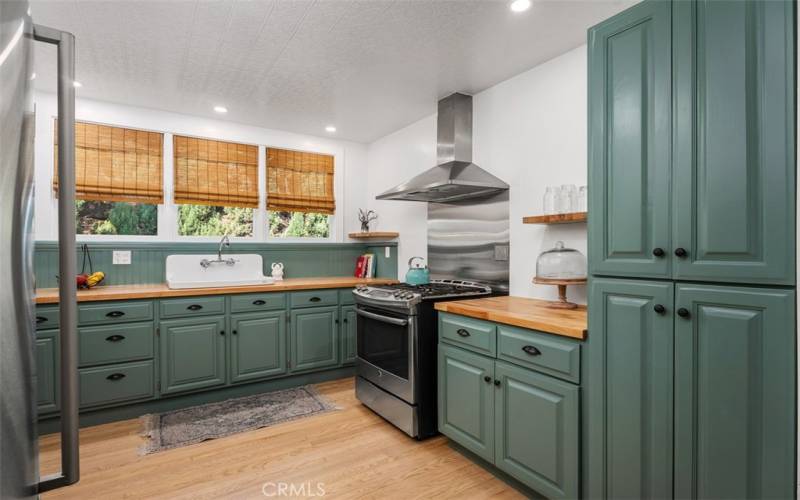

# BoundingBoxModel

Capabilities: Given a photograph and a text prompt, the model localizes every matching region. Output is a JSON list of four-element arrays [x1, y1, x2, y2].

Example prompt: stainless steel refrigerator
[[1, 1, 79, 497]]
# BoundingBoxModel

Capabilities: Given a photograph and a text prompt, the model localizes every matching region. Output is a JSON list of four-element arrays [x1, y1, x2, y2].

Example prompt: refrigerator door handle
[[33, 24, 79, 493]]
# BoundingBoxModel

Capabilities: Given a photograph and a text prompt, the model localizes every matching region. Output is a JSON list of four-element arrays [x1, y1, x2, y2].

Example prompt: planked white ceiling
[[31, 0, 635, 143]]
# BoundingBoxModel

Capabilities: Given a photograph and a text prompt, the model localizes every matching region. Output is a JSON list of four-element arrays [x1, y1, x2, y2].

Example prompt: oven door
[[356, 305, 416, 404]]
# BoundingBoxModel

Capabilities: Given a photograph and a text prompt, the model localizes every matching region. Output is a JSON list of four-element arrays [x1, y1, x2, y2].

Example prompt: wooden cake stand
[[533, 277, 587, 309]]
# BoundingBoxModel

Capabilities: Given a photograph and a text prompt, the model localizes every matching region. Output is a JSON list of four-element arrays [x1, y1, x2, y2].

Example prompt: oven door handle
[[357, 308, 409, 326]]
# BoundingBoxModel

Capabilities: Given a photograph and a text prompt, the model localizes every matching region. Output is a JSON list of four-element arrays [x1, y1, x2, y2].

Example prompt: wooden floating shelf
[[348, 231, 399, 240], [522, 212, 587, 225]]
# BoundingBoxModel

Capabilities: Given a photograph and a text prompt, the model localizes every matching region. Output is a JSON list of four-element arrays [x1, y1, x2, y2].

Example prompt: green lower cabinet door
[[230, 312, 286, 383], [290, 306, 339, 372], [437, 344, 495, 463], [674, 284, 795, 499], [160, 315, 227, 395], [587, 278, 674, 499], [341, 305, 357, 365], [494, 360, 579, 499], [36, 330, 59, 414]]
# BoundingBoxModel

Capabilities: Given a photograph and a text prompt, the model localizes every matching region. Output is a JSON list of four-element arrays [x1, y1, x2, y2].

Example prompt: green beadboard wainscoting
[[33, 241, 398, 288]]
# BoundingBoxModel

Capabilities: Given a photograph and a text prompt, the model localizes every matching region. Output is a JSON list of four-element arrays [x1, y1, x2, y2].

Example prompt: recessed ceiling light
[[73, 80, 82, 88], [510, 0, 531, 12], [325, 125, 337, 133], [213, 105, 228, 113]]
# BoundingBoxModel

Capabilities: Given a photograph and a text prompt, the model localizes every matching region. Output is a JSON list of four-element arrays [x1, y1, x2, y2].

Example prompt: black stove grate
[[373, 281, 490, 299]]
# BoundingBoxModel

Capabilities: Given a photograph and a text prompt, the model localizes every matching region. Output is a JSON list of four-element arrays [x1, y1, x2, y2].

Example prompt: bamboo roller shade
[[266, 147, 335, 215], [173, 135, 259, 208], [53, 120, 164, 204]]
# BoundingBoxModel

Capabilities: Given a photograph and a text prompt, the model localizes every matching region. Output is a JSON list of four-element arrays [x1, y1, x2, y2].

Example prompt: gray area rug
[[140, 385, 339, 454]]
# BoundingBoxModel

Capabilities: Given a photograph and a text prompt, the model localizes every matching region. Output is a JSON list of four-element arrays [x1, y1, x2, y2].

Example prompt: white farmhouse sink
[[166, 254, 275, 289]]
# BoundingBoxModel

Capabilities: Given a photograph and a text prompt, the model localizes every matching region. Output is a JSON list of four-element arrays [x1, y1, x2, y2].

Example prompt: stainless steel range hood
[[376, 93, 509, 203]]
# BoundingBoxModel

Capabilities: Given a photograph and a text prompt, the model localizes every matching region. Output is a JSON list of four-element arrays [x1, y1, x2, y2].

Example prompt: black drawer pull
[[106, 311, 125, 318], [252, 299, 266, 306], [105, 335, 125, 342], [36, 316, 47, 324], [232, 330, 238, 335], [106, 373, 126, 381], [220, 330, 225, 336], [456, 328, 470, 337], [187, 304, 203, 311], [309, 296, 321, 302], [522, 345, 542, 356]]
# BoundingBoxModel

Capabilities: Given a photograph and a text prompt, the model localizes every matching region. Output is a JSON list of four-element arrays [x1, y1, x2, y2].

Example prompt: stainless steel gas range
[[353, 280, 492, 439]]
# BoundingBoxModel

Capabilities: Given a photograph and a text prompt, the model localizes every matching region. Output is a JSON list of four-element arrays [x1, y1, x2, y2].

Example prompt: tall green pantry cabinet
[[588, 0, 796, 499]]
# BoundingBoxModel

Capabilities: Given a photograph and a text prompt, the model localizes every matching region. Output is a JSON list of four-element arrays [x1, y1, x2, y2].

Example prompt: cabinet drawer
[[290, 290, 338, 308], [439, 313, 496, 357], [339, 288, 356, 305], [230, 292, 286, 313], [78, 300, 153, 326], [159, 296, 225, 318], [35, 305, 60, 330], [79, 360, 154, 408], [497, 324, 580, 383], [79, 322, 154, 367]]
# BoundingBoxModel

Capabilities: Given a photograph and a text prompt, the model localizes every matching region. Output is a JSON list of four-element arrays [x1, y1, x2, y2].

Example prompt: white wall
[[33, 91, 369, 242], [367, 45, 589, 303]]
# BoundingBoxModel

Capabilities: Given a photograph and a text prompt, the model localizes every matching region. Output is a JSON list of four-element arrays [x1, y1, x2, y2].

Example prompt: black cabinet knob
[[232, 330, 238, 335], [653, 304, 666, 314], [677, 308, 690, 318], [652, 248, 665, 257], [494, 380, 501, 387], [220, 330, 225, 335], [484, 376, 492, 383], [674, 248, 688, 258]]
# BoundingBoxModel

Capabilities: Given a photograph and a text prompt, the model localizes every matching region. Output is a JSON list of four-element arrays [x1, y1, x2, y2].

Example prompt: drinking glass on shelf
[[559, 184, 577, 213], [543, 186, 556, 215], [578, 185, 588, 212]]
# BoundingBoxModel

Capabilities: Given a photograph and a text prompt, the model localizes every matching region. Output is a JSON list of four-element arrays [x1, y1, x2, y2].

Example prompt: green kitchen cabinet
[[36, 329, 59, 414], [587, 278, 674, 499], [494, 360, 579, 500], [340, 305, 357, 365], [230, 312, 286, 383], [290, 306, 339, 372], [590, 0, 795, 286], [438, 343, 495, 463], [674, 284, 795, 499], [159, 315, 227, 395], [672, 0, 795, 285], [588, 0, 672, 279]]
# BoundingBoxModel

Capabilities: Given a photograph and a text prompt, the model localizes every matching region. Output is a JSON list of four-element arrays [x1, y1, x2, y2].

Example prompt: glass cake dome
[[535, 241, 587, 280]]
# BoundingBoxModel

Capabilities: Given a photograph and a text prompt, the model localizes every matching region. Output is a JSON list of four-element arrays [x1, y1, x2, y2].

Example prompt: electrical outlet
[[385, 246, 391, 258], [112, 250, 131, 265]]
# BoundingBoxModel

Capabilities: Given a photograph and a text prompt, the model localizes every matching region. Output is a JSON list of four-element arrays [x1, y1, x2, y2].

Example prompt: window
[[54, 121, 164, 236], [178, 205, 253, 237], [173, 136, 258, 237], [76, 200, 157, 235], [266, 148, 334, 239], [268, 211, 330, 238]]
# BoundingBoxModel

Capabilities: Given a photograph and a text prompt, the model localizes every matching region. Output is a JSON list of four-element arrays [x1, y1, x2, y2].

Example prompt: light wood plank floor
[[40, 378, 526, 499]]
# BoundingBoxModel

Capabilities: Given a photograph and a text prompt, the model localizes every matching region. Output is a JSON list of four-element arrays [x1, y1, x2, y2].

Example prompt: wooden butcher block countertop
[[35, 277, 398, 304], [435, 295, 587, 340]]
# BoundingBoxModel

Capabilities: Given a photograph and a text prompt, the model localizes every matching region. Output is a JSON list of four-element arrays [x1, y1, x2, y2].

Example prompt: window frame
[[46, 122, 342, 244]]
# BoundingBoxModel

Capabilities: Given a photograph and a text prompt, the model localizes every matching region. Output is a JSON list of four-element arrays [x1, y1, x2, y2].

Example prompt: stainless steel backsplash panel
[[427, 191, 510, 294]]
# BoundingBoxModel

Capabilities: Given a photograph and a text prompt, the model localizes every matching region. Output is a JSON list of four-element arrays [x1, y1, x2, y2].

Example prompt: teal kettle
[[405, 256, 430, 285]]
